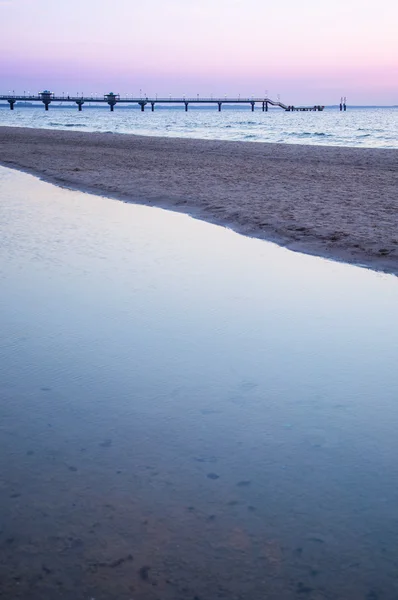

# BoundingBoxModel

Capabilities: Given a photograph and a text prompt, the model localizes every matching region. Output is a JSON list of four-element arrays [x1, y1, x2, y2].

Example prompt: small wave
[[358, 127, 383, 133], [294, 132, 332, 138], [48, 122, 86, 128]]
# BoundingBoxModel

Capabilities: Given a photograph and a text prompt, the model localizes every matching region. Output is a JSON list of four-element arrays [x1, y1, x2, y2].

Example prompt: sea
[[0, 104, 397, 148]]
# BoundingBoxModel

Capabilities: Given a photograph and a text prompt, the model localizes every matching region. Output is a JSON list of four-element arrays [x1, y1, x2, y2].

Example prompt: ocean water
[[1, 166, 398, 599], [1, 104, 397, 148]]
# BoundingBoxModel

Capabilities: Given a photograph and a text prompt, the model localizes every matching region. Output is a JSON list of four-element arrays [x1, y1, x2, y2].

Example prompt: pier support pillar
[[184, 102, 188, 112], [262, 101, 265, 112], [151, 102, 155, 112], [251, 102, 255, 112], [76, 101, 84, 111], [105, 93, 119, 112], [265, 102, 268, 112], [8, 100, 15, 110], [139, 102, 146, 112], [218, 102, 222, 112], [39, 91, 53, 111]]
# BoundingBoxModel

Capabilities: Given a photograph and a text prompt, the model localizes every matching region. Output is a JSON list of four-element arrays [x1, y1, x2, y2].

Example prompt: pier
[[0, 91, 325, 112]]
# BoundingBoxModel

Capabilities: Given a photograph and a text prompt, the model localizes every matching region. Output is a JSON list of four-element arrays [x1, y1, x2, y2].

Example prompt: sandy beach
[[1, 125, 397, 275]]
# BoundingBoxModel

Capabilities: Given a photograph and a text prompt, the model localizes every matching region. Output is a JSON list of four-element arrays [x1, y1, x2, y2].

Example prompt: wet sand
[[0, 125, 397, 275]]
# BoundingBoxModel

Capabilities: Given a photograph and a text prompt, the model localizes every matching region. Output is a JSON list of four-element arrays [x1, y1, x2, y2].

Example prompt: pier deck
[[0, 92, 325, 112]]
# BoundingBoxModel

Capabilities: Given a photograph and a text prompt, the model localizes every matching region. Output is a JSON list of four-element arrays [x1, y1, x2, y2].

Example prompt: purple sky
[[1, 0, 397, 104]]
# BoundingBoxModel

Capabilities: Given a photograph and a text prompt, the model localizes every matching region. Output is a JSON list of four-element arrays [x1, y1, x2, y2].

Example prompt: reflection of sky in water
[[1, 166, 398, 599]]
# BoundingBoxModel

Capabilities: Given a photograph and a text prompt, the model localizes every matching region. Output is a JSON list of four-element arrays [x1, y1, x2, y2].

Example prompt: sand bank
[[0, 126, 397, 275]]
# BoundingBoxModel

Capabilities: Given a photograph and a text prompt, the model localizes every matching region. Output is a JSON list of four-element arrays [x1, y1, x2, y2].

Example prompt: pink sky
[[1, 0, 397, 104]]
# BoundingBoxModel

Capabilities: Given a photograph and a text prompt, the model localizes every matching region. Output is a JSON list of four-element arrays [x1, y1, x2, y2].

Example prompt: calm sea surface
[[1, 105, 397, 148], [1, 166, 398, 599]]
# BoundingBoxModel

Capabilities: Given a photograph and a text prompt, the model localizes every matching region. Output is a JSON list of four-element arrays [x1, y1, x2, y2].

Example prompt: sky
[[0, 0, 397, 105]]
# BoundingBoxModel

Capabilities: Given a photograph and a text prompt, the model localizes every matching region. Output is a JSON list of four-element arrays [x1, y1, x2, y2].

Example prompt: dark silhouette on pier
[[1, 90, 325, 112]]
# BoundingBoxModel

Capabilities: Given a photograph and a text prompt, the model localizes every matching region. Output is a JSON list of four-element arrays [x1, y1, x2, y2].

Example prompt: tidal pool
[[1, 166, 398, 600]]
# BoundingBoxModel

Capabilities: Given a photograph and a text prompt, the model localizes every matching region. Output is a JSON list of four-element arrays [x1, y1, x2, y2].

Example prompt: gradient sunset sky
[[1, 0, 397, 104]]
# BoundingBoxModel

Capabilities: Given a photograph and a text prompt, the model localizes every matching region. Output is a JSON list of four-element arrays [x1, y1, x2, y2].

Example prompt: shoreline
[[1, 125, 397, 276]]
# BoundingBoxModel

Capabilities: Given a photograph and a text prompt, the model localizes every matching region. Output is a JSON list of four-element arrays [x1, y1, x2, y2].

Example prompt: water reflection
[[1, 166, 398, 599]]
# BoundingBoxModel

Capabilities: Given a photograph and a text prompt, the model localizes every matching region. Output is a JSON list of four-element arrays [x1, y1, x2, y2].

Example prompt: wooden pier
[[0, 91, 325, 112]]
